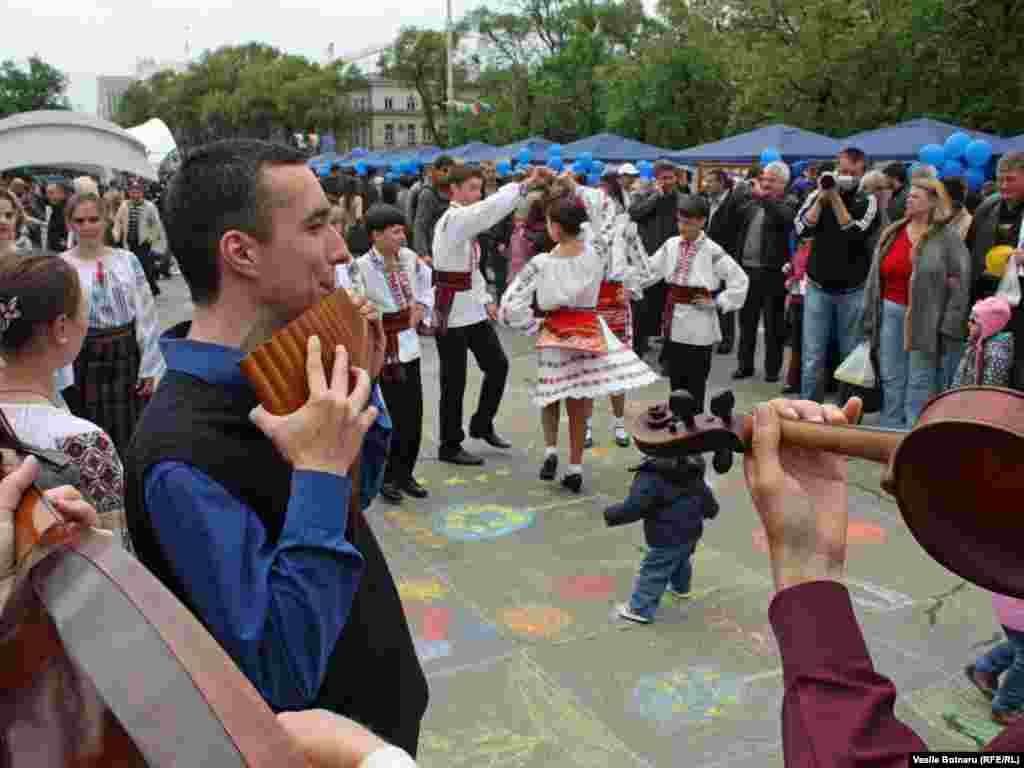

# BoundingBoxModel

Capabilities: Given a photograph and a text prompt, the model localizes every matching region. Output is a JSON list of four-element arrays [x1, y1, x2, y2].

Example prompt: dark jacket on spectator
[[412, 185, 449, 258], [733, 185, 799, 271], [794, 187, 880, 292], [629, 188, 680, 256]]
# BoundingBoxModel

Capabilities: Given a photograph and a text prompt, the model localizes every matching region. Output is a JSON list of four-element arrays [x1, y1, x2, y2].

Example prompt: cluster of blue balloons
[[354, 160, 368, 177], [637, 160, 655, 180], [918, 133, 993, 192], [545, 144, 564, 172], [760, 147, 782, 164]]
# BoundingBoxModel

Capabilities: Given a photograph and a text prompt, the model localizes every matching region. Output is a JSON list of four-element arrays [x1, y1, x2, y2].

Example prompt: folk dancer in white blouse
[[356, 204, 434, 503], [499, 197, 658, 493], [549, 173, 645, 448], [634, 194, 749, 412], [431, 163, 553, 466], [56, 192, 166, 457], [0, 253, 131, 549]]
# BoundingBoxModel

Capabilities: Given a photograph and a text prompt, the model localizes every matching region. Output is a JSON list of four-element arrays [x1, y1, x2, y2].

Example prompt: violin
[[627, 387, 1024, 598]]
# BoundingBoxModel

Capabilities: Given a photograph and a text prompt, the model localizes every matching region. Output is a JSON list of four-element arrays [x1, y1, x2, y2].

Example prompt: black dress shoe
[[470, 429, 512, 449], [401, 478, 429, 498], [716, 341, 733, 355], [379, 481, 403, 503], [732, 368, 754, 380], [781, 383, 799, 395], [765, 373, 780, 383], [439, 449, 485, 466], [540, 454, 558, 480], [561, 473, 583, 493]]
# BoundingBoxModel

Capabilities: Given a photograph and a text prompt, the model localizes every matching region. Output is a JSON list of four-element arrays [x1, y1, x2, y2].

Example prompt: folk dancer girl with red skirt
[[499, 196, 657, 493], [56, 192, 165, 457], [634, 194, 748, 412]]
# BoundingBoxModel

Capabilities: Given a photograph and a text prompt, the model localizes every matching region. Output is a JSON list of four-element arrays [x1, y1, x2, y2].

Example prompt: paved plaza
[[155, 276, 1008, 764]]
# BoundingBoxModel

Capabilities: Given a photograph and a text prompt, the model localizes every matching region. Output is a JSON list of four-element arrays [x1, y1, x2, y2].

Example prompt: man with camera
[[794, 147, 879, 402]]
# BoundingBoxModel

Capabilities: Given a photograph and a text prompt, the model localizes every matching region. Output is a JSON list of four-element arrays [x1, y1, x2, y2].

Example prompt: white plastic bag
[[834, 341, 876, 388]]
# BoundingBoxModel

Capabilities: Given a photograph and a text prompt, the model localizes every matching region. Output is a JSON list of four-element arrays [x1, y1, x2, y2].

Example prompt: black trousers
[[738, 267, 787, 377], [435, 320, 509, 453], [786, 302, 804, 389], [715, 291, 735, 348], [665, 341, 713, 412], [130, 242, 161, 296], [379, 358, 423, 484]]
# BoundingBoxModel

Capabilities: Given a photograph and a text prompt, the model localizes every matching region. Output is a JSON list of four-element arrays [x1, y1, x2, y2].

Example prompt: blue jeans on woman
[[628, 541, 698, 620], [975, 626, 1024, 715], [878, 300, 943, 428]]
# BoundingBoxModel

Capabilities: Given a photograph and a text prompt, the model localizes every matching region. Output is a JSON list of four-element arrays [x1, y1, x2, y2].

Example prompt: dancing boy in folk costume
[[635, 195, 749, 412], [432, 163, 554, 466], [499, 197, 657, 493], [356, 204, 434, 503]]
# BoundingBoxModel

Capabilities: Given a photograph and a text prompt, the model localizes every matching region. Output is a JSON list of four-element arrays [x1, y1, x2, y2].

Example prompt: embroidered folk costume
[[356, 238, 434, 497], [57, 246, 166, 456], [636, 217, 748, 411]]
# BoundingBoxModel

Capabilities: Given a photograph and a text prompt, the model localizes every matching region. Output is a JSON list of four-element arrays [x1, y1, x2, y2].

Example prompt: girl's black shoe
[[561, 473, 582, 493], [540, 454, 558, 480]]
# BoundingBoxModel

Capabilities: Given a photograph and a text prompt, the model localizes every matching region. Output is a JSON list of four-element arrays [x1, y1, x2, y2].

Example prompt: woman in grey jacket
[[862, 178, 970, 428]]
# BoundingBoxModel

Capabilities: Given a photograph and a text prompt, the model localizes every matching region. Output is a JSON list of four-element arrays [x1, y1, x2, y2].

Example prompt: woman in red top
[[862, 178, 971, 428]]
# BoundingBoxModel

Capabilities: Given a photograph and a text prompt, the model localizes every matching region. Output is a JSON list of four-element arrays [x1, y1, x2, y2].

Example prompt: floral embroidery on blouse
[[58, 430, 132, 551]]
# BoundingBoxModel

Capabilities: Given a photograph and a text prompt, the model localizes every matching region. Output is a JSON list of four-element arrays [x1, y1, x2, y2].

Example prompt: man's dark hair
[[839, 146, 868, 168], [883, 162, 906, 184], [365, 203, 408, 236], [445, 164, 483, 187], [432, 155, 455, 171], [943, 176, 967, 209], [746, 163, 762, 180], [708, 169, 733, 190], [677, 194, 710, 219], [163, 139, 307, 306], [653, 160, 677, 177]]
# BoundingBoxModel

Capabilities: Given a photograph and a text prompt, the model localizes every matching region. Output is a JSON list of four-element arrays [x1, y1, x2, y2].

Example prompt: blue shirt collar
[[159, 322, 251, 394]]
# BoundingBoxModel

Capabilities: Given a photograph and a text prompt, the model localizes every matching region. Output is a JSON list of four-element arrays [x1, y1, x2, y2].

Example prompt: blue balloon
[[355, 161, 368, 177], [638, 161, 654, 180], [571, 160, 587, 176], [944, 132, 971, 161], [919, 144, 945, 167], [549, 144, 562, 155], [577, 152, 593, 172], [586, 173, 601, 187], [496, 160, 511, 176], [964, 166, 986, 192], [760, 147, 781, 164], [942, 160, 965, 178], [965, 140, 993, 168], [548, 157, 564, 172]]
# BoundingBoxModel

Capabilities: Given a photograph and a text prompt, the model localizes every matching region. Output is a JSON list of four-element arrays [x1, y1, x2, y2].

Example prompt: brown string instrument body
[[627, 387, 1024, 598]]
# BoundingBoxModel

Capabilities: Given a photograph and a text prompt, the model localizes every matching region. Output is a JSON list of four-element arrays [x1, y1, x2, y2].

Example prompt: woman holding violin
[[0, 253, 130, 548], [56, 192, 166, 457], [863, 178, 970, 429]]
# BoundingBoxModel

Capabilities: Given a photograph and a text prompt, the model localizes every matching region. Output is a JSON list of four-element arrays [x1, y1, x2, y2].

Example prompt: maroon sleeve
[[769, 580, 927, 766]]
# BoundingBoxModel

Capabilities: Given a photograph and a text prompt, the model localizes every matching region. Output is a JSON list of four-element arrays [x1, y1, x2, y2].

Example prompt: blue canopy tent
[[1001, 134, 1024, 154], [560, 133, 671, 163], [447, 142, 501, 163], [670, 124, 841, 164], [841, 119, 1008, 162], [497, 137, 553, 163]]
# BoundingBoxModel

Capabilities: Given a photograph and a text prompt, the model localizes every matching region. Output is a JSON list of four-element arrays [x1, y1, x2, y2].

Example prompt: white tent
[[126, 117, 178, 172], [0, 110, 157, 180]]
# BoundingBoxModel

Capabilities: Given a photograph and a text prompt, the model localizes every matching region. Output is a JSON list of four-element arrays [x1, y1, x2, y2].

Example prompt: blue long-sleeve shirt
[[144, 335, 391, 711]]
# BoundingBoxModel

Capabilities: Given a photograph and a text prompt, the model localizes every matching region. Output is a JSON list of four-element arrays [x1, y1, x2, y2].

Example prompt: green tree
[[378, 28, 469, 145], [0, 56, 70, 117]]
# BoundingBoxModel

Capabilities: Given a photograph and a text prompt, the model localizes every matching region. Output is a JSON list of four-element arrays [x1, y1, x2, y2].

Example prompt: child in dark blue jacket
[[605, 454, 719, 624]]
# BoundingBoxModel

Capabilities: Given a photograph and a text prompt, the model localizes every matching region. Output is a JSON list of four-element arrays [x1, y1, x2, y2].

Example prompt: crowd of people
[[0, 136, 1023, 764]]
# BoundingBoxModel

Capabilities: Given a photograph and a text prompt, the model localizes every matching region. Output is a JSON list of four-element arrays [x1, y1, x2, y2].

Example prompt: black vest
[[125, 323, 428, 754]]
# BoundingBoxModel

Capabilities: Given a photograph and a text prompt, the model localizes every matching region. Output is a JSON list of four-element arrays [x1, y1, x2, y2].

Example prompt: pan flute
[[240, 287, 370, 416]]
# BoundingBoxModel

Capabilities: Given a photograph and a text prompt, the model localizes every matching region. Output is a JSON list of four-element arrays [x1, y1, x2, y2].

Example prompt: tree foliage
[[113, 44, 367, 151], [0, 56, 70, 118]]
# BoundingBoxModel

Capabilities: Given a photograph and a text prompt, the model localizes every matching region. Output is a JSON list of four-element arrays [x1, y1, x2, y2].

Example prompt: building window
[[384, 97, 394, 111], [406, 95, 417, 111], [408, 124, 416, 145], [384, 124, 394, 146]]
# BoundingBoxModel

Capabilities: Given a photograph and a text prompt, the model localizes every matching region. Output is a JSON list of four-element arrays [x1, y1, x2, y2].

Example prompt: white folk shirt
[[356, 247, 434, 363], [432, 182, 524, 329], [637, 234, 749, 346]]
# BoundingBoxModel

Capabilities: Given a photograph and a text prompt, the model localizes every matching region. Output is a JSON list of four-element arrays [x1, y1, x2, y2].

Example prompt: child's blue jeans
[[628, 541, 697, 620], [975, 625, 1024, 714]]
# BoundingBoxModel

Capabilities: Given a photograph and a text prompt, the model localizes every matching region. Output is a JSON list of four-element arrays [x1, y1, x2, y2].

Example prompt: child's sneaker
[[617, 603, 651, 624], [584, 425, 594, 449]]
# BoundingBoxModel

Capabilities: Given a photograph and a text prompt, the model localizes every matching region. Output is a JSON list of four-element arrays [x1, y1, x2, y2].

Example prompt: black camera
[[819, 172, 856, 192]]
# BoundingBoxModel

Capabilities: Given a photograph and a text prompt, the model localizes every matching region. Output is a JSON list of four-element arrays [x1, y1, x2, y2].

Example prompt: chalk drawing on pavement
[[432, 504, 536, 541], [704, 607, 778, 659], [398, 578, 449, 602], [845, 577, 916, 612], [382, 509, 449, 549], [628, 666, 744, 731], [554, 575, 617, 601], [398, 578, 500, 664], [499, 605, 574, 639]]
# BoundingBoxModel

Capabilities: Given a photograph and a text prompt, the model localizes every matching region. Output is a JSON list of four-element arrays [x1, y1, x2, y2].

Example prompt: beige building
[[345, 76, 478, 151]]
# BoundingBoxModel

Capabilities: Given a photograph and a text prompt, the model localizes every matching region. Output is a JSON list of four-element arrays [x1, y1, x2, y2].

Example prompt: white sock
[[586, 417, 593, 428], [613, 416, 625, 429], [545, 446, 558, 458], [567, 464, 582, 476]]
